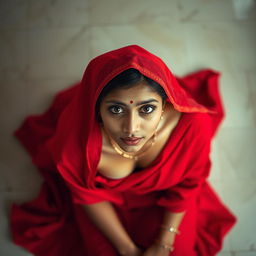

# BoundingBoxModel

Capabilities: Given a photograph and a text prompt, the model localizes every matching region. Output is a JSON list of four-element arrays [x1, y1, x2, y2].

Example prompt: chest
[[97, 139, 165, 179]]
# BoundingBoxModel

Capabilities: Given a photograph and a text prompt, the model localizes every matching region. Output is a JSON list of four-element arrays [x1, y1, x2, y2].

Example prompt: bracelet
[[154, 240, 174, 252], [160, 225, 181, 235]]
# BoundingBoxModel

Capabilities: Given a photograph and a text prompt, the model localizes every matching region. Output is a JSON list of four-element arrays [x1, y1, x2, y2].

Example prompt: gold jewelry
[[160, 110, 164, 120], [107, 132, 157, 161], [154, 240, 174, 252], [160, 225, 181, 235], [104, 110, 163, 161]]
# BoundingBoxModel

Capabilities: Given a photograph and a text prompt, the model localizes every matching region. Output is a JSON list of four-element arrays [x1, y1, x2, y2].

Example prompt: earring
[[160, 110, 164, 120]]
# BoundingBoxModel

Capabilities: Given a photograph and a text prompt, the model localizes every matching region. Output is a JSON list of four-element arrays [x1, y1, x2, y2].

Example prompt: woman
[[11, 45, 236, 256]]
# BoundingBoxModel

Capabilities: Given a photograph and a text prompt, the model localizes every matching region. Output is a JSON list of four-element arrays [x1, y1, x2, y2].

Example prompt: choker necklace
[[106, 132, 157, 161]]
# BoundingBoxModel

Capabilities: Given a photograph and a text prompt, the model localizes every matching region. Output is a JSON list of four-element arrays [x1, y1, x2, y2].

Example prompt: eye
[[108, 105, 124, 114], [140, 105, 156, 114]]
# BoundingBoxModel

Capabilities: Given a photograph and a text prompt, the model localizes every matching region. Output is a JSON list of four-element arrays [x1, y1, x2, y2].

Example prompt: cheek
[[141, 116, 160, 132], [143, 122, 158, 131], [101, 115, 120, 134]]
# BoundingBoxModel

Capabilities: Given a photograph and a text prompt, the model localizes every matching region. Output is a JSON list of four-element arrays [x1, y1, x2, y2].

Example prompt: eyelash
[[108, 105, 124, 114], [140, 105, 156, 114], [108, 105, 157, 115]]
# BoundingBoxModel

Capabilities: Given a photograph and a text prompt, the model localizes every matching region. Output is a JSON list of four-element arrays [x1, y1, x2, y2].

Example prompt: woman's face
[[99, 81, 164, 153]]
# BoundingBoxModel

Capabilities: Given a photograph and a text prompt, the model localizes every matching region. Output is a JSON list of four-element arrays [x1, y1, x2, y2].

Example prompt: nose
[[123, 112, 140, 135]]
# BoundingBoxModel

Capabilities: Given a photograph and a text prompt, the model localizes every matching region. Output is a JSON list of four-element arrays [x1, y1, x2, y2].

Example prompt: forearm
[[82, 201, 138, 255], [140, 211, 186, 255], [156, 210, 186, 245]]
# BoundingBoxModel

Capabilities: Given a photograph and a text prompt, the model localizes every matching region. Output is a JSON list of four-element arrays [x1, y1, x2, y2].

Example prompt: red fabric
[[10, 45, 236, 255]]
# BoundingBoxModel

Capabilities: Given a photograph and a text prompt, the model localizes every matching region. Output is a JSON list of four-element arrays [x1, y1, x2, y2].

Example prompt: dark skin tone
[[83, 82, 185, 256]]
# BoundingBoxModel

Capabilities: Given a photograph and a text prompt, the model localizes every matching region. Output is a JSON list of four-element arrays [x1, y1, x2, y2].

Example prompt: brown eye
[[108, 105, 124, 114], [140, 105, 156, 114]]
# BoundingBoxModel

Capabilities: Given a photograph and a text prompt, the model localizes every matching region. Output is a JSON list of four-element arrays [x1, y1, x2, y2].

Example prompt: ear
[[162, 100, 166, 109]]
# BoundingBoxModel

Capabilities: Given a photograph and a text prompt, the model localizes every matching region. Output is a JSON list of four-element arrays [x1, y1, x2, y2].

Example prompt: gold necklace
[[107, 132, 157, 161]]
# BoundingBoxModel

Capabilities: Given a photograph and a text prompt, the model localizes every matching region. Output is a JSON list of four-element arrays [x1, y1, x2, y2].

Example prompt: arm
[[143, 117, 212, 255], [82, 201, 142, 256], [142, 211, 185, 256], [157, 210, 185, 245]]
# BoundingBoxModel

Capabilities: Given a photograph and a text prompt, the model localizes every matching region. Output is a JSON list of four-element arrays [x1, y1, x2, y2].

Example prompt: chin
[[120, 145, 141, 153], [118, 141, 144, 153]]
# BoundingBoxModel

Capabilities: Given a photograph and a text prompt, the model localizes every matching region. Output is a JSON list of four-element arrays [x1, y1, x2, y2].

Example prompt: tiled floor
[[0, 0, 256, 255]]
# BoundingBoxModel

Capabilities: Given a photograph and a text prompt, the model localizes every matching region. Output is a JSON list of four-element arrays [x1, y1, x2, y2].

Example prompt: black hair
[[95, 68, 167, 120]]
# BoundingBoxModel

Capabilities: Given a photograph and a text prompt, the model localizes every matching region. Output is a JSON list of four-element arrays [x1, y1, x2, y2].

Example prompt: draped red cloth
[[11, 45, 236, 255]]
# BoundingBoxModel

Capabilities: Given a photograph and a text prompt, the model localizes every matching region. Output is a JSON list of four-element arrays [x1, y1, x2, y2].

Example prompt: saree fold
[[11, 45, 236, 256]]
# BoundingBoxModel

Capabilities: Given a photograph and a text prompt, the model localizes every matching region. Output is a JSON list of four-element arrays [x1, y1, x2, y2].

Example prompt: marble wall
[[0, 0, 255, 255]]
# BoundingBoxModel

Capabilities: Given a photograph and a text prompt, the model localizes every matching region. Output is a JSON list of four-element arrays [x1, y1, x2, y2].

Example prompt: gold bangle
[[154, 240, 174, 252], [160, 225, 181, 235]]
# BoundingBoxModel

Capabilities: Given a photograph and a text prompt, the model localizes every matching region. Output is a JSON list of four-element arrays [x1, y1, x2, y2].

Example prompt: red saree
[[11, 45, 236, 255]]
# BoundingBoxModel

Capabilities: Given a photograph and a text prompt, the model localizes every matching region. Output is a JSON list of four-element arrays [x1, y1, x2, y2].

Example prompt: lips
[[121, 137, 142, 146]]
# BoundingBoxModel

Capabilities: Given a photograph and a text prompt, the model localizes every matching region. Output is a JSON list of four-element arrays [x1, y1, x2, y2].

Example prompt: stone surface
[[0, 0, 255, 255]]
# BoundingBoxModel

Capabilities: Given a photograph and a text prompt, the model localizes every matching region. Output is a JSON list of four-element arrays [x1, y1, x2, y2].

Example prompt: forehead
[[103, 81, 161, 100]]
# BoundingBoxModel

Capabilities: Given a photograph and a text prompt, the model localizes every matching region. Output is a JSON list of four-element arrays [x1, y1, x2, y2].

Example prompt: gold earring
[[160, 110, 164, 120]]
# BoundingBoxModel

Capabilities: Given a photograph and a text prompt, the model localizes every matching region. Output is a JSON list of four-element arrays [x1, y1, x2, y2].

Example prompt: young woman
[[11, 45, 236, 256]]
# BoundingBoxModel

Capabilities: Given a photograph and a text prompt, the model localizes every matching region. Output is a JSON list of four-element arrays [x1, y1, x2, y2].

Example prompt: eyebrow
[[105, 99, 159, 106]]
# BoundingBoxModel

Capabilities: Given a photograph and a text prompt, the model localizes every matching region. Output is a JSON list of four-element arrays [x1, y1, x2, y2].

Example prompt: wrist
[[117, 241, 138, 256], [157, 230, 176, 245], [157, 225, 180, 244], [154, 239, 174, 253]]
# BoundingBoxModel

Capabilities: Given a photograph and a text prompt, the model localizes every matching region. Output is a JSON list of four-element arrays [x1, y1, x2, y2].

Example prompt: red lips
[[121, 137, 142, 146]]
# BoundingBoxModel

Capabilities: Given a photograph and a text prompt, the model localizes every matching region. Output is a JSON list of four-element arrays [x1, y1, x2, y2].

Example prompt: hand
[[127, 246, 143, 256], [142, 243, 172, 256], [118, 244, 143, 256]]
